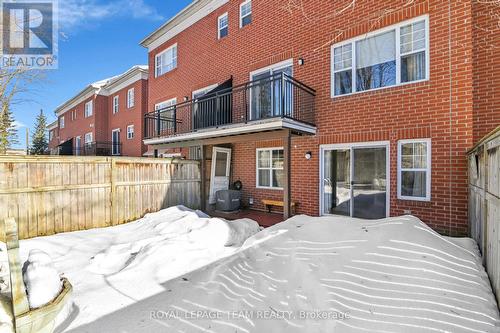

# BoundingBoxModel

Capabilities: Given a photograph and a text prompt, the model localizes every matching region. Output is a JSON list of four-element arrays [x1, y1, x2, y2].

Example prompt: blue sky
[[12, 0, 191, 148]]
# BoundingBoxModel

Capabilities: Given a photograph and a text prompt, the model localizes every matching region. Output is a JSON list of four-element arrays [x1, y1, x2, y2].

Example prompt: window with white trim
[[127, 88, 135, 108], [331, 16, 428, 97], [218, 13, 228, 39], [71, 110, 76, 121], [84, 132, 92, 145], [84, 101, 93, 118], [60, 116, 65, 129], [398, 139, 431, 201], [240, 0, 252, 28], [49, 130, 53, 141], [127, 125, 134, 140], [155, 44, 177, 77], [113, 96, 119, 114], [155, 98, 177, 132], [257, 148, 284, 189]]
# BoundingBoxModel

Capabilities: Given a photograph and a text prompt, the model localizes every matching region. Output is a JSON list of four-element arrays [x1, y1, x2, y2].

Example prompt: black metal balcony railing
[[72, 142, 122, 156], [144, 72, 316, 140]]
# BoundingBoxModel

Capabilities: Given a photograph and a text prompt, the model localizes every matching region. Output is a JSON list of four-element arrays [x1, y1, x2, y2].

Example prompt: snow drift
[[0, 208, 498, 332], [70, 214, 500, 333], [0, 206, 260, 331]]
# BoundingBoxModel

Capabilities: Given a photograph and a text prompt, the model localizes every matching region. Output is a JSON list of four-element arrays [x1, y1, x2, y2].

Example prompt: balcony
[[57, 141, 122, 156], [144, 73, 316, 144]]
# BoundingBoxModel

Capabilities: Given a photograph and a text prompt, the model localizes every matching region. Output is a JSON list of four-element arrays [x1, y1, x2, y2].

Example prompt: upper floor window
[[49, 130, 53, 141], [218, 13, 228, 39], [113, 96, 119, 114], [71, 110, 77, 121], [240, 0, 252, 28], [398, 139, 431, 201], [60, 116, 65, 129], [85, 101, 93, 118], [127, 88, 135, 108], [331, 16, 429, 97], [155, 44, 177, 77]]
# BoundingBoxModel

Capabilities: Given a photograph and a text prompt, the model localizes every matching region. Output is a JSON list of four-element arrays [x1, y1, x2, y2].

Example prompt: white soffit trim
[[143, 118, 317, 145], [142, 0, 229, 52]]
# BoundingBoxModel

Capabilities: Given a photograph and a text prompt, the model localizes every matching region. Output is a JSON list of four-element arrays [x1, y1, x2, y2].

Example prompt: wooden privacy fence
[[468, 126, 500, 306], [0, 156, 201, 241]]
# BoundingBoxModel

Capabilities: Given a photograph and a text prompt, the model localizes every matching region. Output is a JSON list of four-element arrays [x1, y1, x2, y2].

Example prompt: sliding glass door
[[322, 144, 388, 219]]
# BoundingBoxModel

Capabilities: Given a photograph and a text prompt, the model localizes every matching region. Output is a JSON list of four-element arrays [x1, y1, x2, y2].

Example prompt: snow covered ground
[[0, 207, 499, 332]]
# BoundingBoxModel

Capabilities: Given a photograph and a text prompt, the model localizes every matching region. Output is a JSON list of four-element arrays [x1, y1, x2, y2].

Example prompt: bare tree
[[0, 68, 43, 154]]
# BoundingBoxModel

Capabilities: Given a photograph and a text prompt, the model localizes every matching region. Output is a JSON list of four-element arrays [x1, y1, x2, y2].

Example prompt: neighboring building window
[[71, 110, 76, 121], [85, 101, 93, 118], [127, 125, 134, 139], [218, 13, 228, 39], [127, 88, 135, 108], [155, 98, 177, 132], [398, 139, 431, 201], [331, 16, 428, 97], [49, 130, 53, 141], [240, 0, 252, 27], [60, 116, 65, 129], [113, 96, 119, 114], [75, 136, 81, 156], [256, 148, 284, 189], [84, 132, 93, 145], [155, 44, 177, 77]]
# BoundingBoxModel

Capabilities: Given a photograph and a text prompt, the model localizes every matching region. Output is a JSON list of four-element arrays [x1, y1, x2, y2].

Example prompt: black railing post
[[244, 83, 249, 123], [215, 93, 220, 127], [156, 110, 161, 136], [281, 72, 286, 118], [173, 106, 177, 133], [191, 100, 195, 132]]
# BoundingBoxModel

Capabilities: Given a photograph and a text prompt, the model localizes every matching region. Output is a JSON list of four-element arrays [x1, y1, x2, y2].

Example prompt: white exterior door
[[209, 147, 232, 204]]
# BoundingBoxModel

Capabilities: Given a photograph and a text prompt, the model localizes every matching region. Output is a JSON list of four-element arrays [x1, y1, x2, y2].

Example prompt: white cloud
[[57, 0, 164, 31], [13, 121, 26, 129]]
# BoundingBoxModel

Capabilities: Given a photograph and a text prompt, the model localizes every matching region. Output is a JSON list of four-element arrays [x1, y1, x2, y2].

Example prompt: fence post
[[110, 158, 116, 226], [4, 218, 30, 319]]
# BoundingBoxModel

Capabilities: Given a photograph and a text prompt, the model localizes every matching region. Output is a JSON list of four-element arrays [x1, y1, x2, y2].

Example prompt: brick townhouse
[[48, 66, 149, 157], [141, 0, 499, 236]]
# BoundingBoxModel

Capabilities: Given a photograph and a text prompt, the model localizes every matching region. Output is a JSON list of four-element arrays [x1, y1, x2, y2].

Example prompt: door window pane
[[352, 147, 387, 219], [323, 149, 351, 216], [215, 152, 228, 177]]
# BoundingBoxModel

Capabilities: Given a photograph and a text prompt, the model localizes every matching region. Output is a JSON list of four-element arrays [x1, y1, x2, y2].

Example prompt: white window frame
[[330, 15, 430, 98], [218, 12, 228, 39], [49, 130, 53, 141], [240, 0, 252, 28], [60, 116, 65, 129], [256, 147, 284, 190], [155, 97, 177, 111], [155, 43, 178, 78], [113, 95, 119, 114], [127, 125, 134, 140], [84, 132, 92, 145], [397, 138, 432, 202], [84, 101, 93, 118], [127, 88, 135, 108]]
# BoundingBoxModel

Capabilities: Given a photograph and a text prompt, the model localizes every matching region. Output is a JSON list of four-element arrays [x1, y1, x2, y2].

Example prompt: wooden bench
[[262, 200, 297, 214]]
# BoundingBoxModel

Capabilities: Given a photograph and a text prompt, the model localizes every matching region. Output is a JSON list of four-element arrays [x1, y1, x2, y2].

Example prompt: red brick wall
[[55, 79, 148, 157], [48, 128, 59, 150], [472, 1, 500, 142], [57, 95, 100, 146], [107, 79, 148, 156], [147, 0, 477, 236]]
